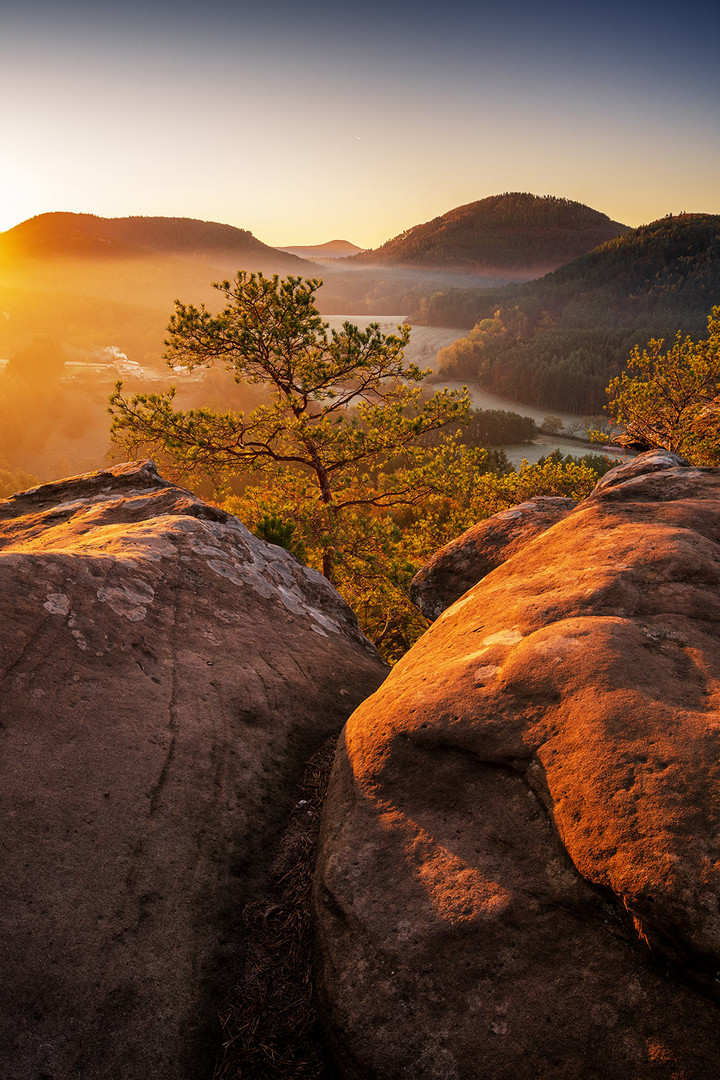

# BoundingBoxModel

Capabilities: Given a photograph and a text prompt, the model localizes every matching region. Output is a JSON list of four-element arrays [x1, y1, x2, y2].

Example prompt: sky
[[1, 0, 719, 248]]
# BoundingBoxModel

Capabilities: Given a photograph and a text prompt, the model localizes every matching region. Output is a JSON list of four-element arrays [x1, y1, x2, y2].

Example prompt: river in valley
[[324, 315, 629, 468]]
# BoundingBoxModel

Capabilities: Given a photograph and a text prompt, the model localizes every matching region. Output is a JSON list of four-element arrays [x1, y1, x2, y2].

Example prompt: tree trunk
[[304, 439, 337, 583], [322, 546, 335, 583]]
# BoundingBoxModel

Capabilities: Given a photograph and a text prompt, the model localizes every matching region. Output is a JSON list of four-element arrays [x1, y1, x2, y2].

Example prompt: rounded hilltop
[[354, 191, 629, 275]]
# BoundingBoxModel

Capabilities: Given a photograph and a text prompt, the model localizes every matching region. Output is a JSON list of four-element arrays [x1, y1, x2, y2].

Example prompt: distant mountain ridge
[[278, 240, 364, 260], [0, 212, 312, 274], [355, 193, 629, 274]]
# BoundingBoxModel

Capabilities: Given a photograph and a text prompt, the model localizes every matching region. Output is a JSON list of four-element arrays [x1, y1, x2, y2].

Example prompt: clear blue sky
[[2, 0, 718, 246]]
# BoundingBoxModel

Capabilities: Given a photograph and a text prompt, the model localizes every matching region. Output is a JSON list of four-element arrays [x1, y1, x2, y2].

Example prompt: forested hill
[[354, 193, 628, 274], [430, 213, 720, 415], [0, 214, 314, 363], [0, 213, 312, 274]]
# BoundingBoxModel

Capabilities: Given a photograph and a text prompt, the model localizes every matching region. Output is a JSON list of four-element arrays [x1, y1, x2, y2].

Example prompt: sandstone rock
[[314, 451, 720, 1079], [410, 496, 576, 620], [0, 460, 388, 1080]]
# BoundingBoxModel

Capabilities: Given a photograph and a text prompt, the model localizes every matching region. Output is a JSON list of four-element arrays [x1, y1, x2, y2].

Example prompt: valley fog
[[0, 311, 607, 496]]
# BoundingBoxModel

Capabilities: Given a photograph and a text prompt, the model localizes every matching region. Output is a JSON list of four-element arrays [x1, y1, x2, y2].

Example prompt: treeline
[[462, 408, 538, 446], [438, 325, 665, 414], [425, 214, 720, 413], [418, 406, 538, 459]]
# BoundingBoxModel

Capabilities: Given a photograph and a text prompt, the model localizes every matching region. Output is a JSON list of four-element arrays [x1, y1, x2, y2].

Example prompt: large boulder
[[313, 451, 720, 1079], [0, 460, 388, 1080], [410, 496, 576, 620]]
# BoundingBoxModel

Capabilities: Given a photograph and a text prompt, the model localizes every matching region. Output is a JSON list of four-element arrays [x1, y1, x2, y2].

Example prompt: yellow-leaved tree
[[109, 272, 602, 660], [606, 307, 720, 464]]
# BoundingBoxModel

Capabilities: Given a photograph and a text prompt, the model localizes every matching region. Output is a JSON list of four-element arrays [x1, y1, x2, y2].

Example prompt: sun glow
[[0, 163, 47, 234]]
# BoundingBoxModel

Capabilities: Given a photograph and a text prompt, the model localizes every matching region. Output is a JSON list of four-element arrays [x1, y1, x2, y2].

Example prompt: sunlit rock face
[[0, 460, 388, 1080], [314, 451, 720, 1080], [410, 495, 577, 620]]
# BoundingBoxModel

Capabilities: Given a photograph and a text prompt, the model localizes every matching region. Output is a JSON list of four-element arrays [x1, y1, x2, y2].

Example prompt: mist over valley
[[1, 194, 718, 491]]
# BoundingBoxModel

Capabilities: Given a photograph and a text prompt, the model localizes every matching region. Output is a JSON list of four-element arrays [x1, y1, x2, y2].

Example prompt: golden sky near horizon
[[2, 0, 719, 248]]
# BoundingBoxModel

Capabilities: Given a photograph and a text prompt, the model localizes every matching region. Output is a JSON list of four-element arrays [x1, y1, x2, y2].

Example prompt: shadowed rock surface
[[0, 460, 388, 1080], [410, 496, 577, 620], [314, 451, 720, 1079]]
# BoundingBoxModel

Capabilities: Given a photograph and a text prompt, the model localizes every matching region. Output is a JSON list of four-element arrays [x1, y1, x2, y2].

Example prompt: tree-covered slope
[[431, 214, 720, 414], [354, 193, 628, 274], [0, 213, 312, 274], [0, 214, 315, 363]]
